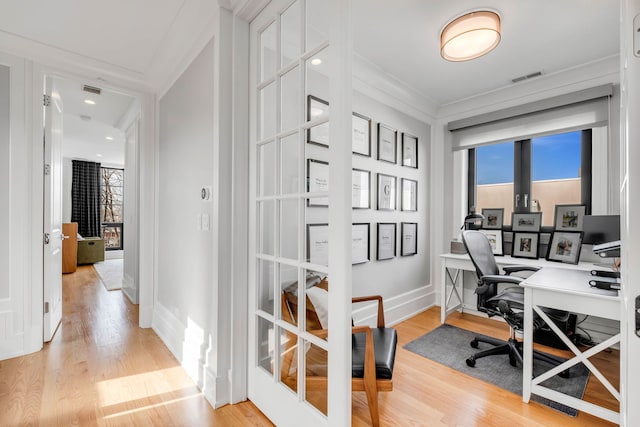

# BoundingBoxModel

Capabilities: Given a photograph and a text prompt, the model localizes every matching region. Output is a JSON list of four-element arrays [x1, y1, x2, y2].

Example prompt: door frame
[[30, 64, 155, 350]]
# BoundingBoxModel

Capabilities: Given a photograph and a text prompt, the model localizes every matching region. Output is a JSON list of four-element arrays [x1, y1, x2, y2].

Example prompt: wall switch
[[202, 213, 210, 231]]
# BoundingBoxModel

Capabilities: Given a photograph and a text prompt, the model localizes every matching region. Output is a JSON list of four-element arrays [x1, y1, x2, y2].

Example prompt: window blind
[[448, 84, 613, 151]]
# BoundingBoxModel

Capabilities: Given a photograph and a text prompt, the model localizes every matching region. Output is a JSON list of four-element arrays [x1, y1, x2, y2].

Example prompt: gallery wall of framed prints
[[303, 93, 428, 275]]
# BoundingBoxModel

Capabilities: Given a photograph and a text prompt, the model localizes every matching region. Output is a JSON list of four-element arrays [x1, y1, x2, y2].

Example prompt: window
[[100, 167, 124, 250], [469, 130, 591, 226]]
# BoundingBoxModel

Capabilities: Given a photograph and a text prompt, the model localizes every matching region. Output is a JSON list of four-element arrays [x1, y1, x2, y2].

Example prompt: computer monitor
[[582, 215, 621, 245]]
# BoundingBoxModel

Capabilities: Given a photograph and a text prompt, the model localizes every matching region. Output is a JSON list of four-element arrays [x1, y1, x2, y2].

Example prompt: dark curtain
[[71, 160, 101, 237]]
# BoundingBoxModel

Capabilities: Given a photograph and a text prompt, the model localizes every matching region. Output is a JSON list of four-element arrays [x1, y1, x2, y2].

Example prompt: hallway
[[0, 266, 271, 426]]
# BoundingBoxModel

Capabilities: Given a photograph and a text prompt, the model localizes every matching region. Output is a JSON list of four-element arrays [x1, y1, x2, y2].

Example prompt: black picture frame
[[307, 223, 329, 266], [306, 95, 329, 147], [554, 204, 587, 232], [401, 178, 417, 211], [377, 123, 397, 163], [481, 208, 504, 230], [377, 173, 396, 211], [546, 231, 584, 265], [401, 222, 417, 256], [352, 168, 371, 209], [352, 223, 370, 264], [401, 133, 418, 168], [352, 112, 372, 156], [306, 159, 328, 207], [511, 232, 540, 259], [376, 222, 396, 260], [512, 212, 543, 232]]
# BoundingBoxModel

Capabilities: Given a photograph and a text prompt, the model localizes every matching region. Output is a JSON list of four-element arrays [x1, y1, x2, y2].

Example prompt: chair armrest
[[352, 325, 376, 386], [503, 265, 540, 275], [310, 328, 329, 339], [352, 295, 385, 327], [481, 275, 524, 286]]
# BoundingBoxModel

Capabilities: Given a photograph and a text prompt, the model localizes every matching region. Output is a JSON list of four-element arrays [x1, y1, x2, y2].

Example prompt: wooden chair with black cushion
[[281, 277, 397, 427]]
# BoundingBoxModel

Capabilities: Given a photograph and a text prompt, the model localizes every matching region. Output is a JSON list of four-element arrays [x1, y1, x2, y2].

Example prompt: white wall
[[350, 91, 431, 324], [122, 121, 139, 303], [154, 37, 215, 394]]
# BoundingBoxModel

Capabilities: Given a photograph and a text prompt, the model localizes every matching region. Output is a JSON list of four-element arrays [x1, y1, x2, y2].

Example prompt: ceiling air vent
[[511, 71, 543, 84], [82, 84, 102, 95]]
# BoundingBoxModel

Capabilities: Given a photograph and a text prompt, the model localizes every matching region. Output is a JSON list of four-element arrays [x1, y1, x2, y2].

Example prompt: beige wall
[[477, 178, 581, 226]]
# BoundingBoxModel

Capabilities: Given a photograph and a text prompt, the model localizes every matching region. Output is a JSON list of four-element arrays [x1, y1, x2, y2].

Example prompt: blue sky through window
[[476, 131, 581, 185]]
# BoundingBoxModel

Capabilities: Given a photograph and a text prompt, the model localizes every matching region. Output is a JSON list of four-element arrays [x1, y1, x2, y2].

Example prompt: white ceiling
[[0, 0, 621, 122], [55, 76, 134, 166], [353, 0, 620, 106]]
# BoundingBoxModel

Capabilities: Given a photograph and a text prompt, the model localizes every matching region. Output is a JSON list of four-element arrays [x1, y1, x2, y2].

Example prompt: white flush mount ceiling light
[[84, 99, 96, 105], [440, 10, 501, 62], [310, 58, 322, 65]]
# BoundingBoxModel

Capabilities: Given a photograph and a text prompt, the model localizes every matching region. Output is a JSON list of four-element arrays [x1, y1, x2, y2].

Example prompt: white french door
[[248, 0, 352, 425], [43, 76, 64, 342]]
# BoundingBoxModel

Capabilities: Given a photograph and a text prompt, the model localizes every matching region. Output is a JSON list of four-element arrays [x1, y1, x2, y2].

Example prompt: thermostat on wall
[[201, 186, 212, 200]]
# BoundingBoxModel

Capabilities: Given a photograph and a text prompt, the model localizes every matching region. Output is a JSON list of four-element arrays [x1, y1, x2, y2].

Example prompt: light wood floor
[[0, 266, 619, 426]]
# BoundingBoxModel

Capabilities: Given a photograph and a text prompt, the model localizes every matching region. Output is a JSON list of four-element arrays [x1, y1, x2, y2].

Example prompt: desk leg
[[440, 264, 463, 324], [522, 287, 533, 403]]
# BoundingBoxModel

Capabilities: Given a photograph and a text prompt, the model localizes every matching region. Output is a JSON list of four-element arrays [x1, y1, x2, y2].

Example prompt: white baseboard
[[352, 284, 437, 327], [121, 274, 138, 304], [151, 302, 229, 409]]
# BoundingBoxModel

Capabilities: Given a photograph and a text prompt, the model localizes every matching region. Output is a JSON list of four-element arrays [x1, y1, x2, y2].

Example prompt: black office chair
[[461, 230, 570, 376]]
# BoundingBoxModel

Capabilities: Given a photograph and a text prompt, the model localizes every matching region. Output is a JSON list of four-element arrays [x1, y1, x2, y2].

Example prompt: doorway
[[42, 73, 141, 340]]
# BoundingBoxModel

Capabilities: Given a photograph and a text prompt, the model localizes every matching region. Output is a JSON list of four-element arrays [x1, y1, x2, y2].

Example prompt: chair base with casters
[[461, 230, 572, 379], [465, 325, 570, 378]]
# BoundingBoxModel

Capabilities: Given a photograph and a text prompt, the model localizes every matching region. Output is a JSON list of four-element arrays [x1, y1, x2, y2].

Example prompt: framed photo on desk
[[554, 204, 586, 231], [547, 231, 583, 264], [479, 229, 503, 256], [512, 232, 539, 259]]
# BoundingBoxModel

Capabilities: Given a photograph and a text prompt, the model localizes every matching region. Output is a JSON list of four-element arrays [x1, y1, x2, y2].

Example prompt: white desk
[[439, 253, 604, 324], [521, 267, 620, 424]]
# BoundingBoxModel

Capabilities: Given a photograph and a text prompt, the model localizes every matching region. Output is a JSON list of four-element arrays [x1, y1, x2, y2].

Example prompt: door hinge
[[43, 94, 51, 107], [44, 302, 49, 314], [44, 163, 51, 176]]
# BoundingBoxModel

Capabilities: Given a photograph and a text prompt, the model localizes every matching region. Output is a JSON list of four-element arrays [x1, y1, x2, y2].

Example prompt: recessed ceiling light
[[106, 136, 114, 141], [310, 58, 322, 66], [96, 154, 103, 157], [84, 99, 96, 105]]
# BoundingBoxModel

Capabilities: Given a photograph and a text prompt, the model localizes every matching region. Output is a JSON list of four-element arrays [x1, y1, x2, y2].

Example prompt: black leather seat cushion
[[352, 327, 397, 380]]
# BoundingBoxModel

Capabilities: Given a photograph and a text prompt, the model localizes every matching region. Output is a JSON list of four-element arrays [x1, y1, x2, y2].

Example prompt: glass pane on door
[[531, 131, 582, 226]]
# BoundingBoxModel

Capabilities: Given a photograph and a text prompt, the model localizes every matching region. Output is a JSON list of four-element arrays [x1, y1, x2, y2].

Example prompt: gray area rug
[[404, 324, 589, 417]]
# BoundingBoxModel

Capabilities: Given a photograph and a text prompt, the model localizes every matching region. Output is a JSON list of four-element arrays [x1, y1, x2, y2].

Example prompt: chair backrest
[[461, 230, 500, 278]]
